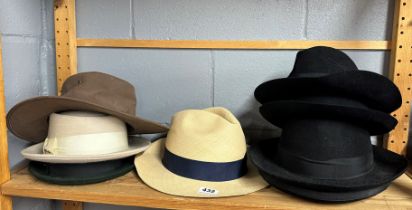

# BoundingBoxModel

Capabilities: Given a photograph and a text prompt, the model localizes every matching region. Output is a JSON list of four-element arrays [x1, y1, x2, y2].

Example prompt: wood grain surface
[[77, 39, 390, 50], [2, 168, 412, 210]]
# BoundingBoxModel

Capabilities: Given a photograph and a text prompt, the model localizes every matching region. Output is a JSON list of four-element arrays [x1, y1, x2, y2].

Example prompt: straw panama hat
[[22, 111, 150, 163], [135, 107, 268, 197]]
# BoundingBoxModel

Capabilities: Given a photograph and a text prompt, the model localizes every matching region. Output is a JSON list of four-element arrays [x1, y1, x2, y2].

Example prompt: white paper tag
[[198, 187, 219, 196]]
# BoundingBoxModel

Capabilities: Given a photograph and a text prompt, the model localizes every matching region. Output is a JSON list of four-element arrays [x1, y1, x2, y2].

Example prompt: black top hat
[[254, 46, 401, 113], [249, 118, 407, 202], [259, 96, 397, 135]]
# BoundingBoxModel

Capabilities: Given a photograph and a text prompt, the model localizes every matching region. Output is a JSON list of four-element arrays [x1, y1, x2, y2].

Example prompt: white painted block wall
[[0, 0, 56, 209], [0, 0, 395, 209]]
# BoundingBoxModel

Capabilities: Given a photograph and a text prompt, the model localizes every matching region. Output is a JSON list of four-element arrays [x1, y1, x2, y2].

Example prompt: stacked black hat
[[249, 46, 408, 202]]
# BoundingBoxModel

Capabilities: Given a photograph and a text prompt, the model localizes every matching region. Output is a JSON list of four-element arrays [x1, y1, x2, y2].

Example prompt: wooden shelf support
[[0, 34, 12, 210], [386, 0, 412, 154], [54, 0, 81, 209], [63, 201, 83, 210], [54, 0, 77, 95]]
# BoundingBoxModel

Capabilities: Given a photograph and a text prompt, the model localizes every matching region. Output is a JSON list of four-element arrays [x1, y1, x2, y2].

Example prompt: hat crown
[[44, 111, 129, 155], [289, 46, 358, 78], [61, 72, 137, 115], [277, 118, 374, 179], [165, 107, 246, 162], [279, 119, 372, 161]]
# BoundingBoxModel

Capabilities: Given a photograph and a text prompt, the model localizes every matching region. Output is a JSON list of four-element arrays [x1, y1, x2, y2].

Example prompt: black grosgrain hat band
[[289, 72, 329, 78], [276, 147, 374, 180], [162, 148, 248, 182], [29, 157, 135, 185]]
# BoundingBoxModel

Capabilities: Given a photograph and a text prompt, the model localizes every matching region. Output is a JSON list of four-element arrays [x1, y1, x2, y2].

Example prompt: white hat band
[[43, 131, 129, 155], [43, 111, 129, 156]]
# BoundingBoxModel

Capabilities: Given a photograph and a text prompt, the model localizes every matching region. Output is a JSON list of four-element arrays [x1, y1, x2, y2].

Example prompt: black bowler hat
[[249, 119, 407, 202], [28, 157, 135, 185], [259, 96, 397, 135], [254, 46, 401, 113]]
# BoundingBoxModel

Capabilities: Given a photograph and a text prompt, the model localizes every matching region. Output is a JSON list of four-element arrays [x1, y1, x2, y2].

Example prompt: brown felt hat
[[7, 71, 168, 142]]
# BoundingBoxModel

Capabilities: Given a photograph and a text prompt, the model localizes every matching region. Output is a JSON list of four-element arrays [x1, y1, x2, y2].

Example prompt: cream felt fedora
[[22, 111, 150, 163], [135, 107, 268, 197]]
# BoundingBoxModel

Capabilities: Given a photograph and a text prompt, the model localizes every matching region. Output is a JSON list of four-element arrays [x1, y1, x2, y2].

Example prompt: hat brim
[[21, 137, 150, 163], [135, 139, 269, 197], [29, 157, 135, 185], [7, 96, 168, 143], [249, 139, 407, 192], [254, 70, 401, 113], [260, 100, 397, 135], [406, 164, 412, 179], [258, 169, 390, 202]]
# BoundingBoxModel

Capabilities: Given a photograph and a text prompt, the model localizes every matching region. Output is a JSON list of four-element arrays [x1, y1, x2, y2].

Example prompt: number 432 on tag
[[198, 187, 219, 196]]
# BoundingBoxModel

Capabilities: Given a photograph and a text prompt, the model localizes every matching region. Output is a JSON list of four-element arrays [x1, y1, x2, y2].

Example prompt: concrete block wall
[[1, 0, 394, 210], [76, 0, 393, 142], [0, 0, 56, 209]]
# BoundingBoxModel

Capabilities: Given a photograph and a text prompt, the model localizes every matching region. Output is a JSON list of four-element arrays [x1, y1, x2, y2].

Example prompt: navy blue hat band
[[162, 148, 247, 182]]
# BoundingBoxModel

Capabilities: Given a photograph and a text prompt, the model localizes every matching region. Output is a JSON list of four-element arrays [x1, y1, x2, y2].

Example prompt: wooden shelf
[[1, 168, 412, 210], [76, 39, 391, 50]]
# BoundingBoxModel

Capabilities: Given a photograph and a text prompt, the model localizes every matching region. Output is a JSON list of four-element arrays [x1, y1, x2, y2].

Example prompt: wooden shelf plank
[[77, 39, 391, 50], [2, 168, 412, 210]]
